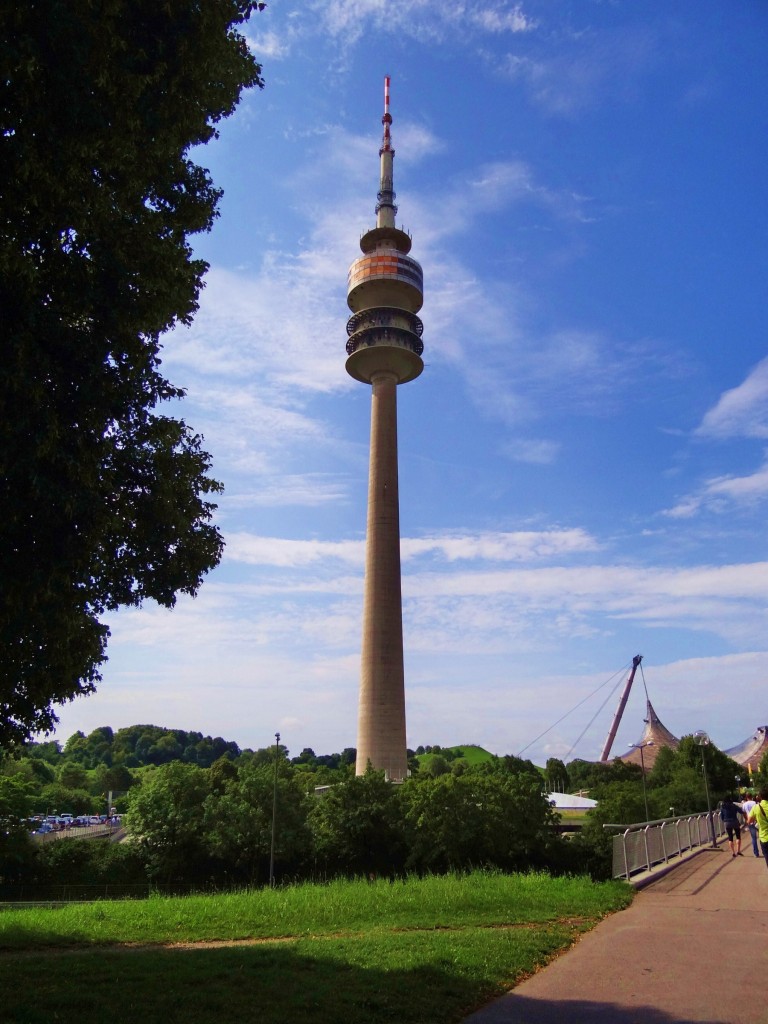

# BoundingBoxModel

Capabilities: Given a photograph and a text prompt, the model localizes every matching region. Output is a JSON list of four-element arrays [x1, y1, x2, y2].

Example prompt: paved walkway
[[463, 844, 768, 1024]]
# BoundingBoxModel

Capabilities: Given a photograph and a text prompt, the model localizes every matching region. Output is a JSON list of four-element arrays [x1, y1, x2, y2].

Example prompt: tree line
[[2, 727, 763, 889]]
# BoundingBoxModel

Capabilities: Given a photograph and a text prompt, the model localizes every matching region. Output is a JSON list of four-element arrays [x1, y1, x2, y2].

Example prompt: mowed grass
[[0, 871, 632, 1024]]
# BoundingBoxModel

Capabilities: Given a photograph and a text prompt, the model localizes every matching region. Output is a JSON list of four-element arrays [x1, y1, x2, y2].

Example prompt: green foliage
[[308, 768, 407, 877], [59, 724, 243, 769], [202, 761, 310, 883], [58, 762, 90, 791], [0, 772, 36, 822], [493, 753, 546, 783], [38, 783, 97, 815], [30, 836, 147, 886], [545, 757, 569, 792], [125, 761, 212, 882], [413, 745, 494, 772], [95, 763, 137, 795], [0, 0, 265, 745], [0, 773, 37, 881], [289, 746, 357, 772], [401, 771, 556, 873], [567, 757, 642, 794], [571, 736, 744, 878], [675, 735, 742, 798], [420, 753, 451, 777], [25, 740, 62, 764], [6, 724, 666, 886], [648, 744, 675, 786]]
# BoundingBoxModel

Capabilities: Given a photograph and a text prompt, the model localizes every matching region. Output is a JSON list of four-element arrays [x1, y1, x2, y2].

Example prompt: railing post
[[643, 825, 652, 872]]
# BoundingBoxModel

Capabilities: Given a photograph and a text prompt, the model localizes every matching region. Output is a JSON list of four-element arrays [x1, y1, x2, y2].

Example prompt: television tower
[[346, 76, 424, 781]]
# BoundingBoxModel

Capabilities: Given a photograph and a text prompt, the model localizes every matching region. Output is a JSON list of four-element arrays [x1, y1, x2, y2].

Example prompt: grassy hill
[[414, 744, 496, 771]]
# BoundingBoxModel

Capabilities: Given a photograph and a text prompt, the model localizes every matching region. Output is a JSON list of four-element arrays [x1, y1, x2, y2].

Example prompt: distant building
[[724, 726, 768, 771], [548, 792, 597, 811], [617, 700, 679, 770], [614, 704, 768, 775]]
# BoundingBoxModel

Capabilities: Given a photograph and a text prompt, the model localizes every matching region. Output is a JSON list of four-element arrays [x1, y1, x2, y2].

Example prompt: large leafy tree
[[0, 1, 264, 745], [401, 771, 556, 874], [203, 760, 310, 883], [308, 768, 408, 878], [124, 761, 211, 882]]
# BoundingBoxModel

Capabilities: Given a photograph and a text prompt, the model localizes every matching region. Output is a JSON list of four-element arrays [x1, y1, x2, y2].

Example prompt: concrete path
[[463, 845, 768, 1024]]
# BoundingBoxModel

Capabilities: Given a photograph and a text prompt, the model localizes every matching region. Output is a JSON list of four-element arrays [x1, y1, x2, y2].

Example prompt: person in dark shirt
[[719, 796, 743, 857]]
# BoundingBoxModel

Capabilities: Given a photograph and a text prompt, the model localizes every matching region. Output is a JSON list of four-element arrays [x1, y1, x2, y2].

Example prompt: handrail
[[610, 811, 726, 880]]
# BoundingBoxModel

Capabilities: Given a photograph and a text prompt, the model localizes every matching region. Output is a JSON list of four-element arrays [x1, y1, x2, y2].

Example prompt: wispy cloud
[[695, 356, 768, 440], [223, 476, 351, 509], [315, 0, 538, 47], [246, 29, 291, 60], [227, 533, 366, 567], [166, 135, 651, 492], [491, 23, 658, 116], [223, 526, 599, 568], [501, 437, 560, 464], [662, 359, 768, 517], [102, 553, 768, 663], [663, 455, 768, 519], [468, 4, 538, 35]]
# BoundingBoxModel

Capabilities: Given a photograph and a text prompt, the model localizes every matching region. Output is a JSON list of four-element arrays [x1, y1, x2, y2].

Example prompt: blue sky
[[51, 0, 768, 765]]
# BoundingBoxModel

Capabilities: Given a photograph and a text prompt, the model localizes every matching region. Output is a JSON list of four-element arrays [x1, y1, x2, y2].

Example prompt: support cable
[[563, 677, 626, 761], [518, 661, 633, 758]]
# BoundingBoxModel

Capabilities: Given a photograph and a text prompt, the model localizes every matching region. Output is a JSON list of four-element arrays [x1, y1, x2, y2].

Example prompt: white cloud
[[246, 30, 291, 60], [663, 454, 768, 518], [226, 533, 366, 567], [502, 437, 560, 464], [316, 0, 538, 46], [492, 24, 657, 116], [469, 4, 538, 34], [223, 526, 598, 568], [401, 527, 599, 562], [224, 476, 351, 509], [163, 141, 646, 496], [695, 356, 768, 440]]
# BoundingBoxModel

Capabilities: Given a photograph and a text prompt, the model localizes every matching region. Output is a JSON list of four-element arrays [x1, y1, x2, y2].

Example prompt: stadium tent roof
[[548, 792, 597, 810]]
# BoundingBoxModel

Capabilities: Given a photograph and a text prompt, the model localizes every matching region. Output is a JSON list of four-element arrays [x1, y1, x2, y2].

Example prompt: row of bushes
[[6, 760, 604, 889]]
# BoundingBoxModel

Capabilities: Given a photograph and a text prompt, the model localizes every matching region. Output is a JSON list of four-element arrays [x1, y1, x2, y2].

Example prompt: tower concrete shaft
[[346, 77, 424, 781], [357, 370, 406, 780]]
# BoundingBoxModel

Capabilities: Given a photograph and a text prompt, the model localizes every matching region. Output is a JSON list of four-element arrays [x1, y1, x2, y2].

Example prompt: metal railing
[[609, 812, 726, 880]]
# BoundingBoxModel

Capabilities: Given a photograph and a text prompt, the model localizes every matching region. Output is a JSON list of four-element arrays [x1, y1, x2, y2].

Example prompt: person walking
[[747, 788, 768, 869], [741, 793, 759, 858], [719, 795, 743, 857]]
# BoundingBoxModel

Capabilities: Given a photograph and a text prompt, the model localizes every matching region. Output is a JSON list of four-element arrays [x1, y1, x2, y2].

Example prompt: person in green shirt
[[746, 788, 768, 869]]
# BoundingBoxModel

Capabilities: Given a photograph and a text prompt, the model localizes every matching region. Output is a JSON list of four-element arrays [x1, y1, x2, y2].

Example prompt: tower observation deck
[[346, 76, 424, 387], [346, 77, 424, 781]]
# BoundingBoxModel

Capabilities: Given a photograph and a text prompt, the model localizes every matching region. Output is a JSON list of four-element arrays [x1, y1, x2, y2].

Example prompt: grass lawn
[[0, 871, 632, 1024]]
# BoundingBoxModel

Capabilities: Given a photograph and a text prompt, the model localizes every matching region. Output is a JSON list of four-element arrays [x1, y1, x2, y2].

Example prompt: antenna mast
[[600, 655, 643, 762]]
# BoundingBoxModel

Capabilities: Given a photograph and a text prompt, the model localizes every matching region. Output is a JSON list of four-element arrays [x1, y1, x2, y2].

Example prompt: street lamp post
[[630, 741, 654, 822], [269, 731, 280, 888], [693, 730, 717, 848]]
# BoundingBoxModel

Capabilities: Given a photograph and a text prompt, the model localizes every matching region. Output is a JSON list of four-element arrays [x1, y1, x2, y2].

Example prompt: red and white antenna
[[381, 74, 392, 152]]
